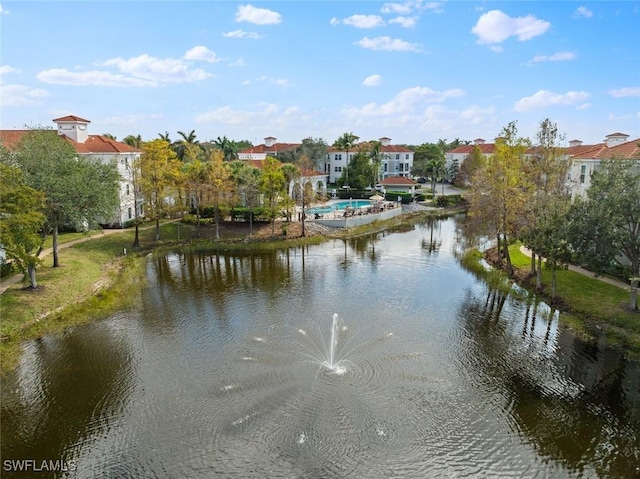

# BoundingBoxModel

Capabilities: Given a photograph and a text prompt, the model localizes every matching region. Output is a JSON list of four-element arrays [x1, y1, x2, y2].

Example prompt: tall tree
[[207, 149, 234, 240], [140, 139, 181, 242], [338, 151, 375, 190], [520, 118, 570, 287], [281, 163, 300, 222], [298, 137, 328, 171], [455, 145, 484, 187], [123, 134, 143, 148], [181, 158, 213, 238], [333, 132, 359, 187], [569, 157, 640, 308], [0, 163, 46, 288], [175, 130, 200, 162], [295, 154, 317, 237], [230, 161, 261, 237], [11, 129, 120, 267], [467, 121, 532, 275], [260, 156, 286, 239], [369, 141, 384, 187], [426, 156, 447, 195], [214, 135, 238, 162], [412, 143, 444, 182]]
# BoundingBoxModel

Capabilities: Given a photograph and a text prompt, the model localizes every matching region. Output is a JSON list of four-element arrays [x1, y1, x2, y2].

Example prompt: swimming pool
[[307, 200, 372, 215]]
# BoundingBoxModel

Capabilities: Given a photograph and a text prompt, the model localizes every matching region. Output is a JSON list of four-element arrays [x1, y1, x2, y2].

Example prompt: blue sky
[[1, 1, 639, 146]]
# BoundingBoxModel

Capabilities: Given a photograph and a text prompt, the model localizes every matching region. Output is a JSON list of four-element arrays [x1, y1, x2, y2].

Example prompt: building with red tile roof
[[0, 116, 142, 227], [566, 133, 640, 196], [325, 137, 414, 184]]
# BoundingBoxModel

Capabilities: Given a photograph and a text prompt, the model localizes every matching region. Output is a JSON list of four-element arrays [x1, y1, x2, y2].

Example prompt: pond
[[1, 215, 638, 478]]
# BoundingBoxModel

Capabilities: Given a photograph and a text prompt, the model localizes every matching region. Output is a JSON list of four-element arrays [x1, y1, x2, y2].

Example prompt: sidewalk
[[519, 245, 629, 290]]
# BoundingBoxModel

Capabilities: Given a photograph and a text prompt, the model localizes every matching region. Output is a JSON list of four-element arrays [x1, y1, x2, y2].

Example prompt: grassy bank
[[461, 244, 640, 357]]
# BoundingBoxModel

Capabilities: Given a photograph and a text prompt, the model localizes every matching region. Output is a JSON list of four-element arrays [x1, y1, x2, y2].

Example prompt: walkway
[[519, 245, 629, 290], [0, 224, 160, 294]]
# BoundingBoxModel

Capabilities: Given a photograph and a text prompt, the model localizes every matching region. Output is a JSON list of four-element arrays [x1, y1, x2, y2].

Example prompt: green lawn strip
[[508, 243, 639, 353]]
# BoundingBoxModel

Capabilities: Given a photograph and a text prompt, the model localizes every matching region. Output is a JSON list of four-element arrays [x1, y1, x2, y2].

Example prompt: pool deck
[[309, 200, 403, 228]]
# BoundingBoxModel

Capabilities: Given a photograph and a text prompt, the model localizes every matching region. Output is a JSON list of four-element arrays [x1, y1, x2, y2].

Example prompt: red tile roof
[[0, 129, 140, 154], [448, 144, 496, 155], [379, 176, 417, 185], [53, 115, 91, 123], [238, 143, 300, 155], [569, 138, 640, 160]]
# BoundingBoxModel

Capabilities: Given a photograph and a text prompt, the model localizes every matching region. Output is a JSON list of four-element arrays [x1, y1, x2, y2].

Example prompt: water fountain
[[296, 312, 356, 375]]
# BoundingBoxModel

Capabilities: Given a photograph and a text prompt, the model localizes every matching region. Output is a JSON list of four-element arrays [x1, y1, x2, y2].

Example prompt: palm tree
[[214, 136, 238, 162], [369, 140, 384, 187], [426, 156, 446, 195], [175, 130, 200, 161], [157, 131, 171, 143], [333, 132, 359, 187], [123, 134, 143, 148]]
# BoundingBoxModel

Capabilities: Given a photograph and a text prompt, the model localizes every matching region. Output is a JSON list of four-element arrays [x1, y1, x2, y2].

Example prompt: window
[[399, 164, 404, 172], [126, 184, 130, 195], [384, 164, 388, 172], [405, 154, 409, 160], [128, 207, 132, 219], [395, 154, 400, 160], [334, 166, 342, 172], [335, 154, 342, 161], [580, 165, 586, 184], [405, 163, 409, 171]]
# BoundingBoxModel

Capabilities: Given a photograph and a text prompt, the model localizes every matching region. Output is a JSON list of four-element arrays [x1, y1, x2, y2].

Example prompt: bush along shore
[[463, 243, 640, 358]]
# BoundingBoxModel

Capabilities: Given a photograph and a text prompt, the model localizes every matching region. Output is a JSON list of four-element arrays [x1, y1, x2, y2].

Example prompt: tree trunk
[[551, 268, 557, 299], [530, 253, 536, 275], [495, 234, 502, 266], [502, 234, 514, 276], [132, 222, 140, 248], [214, 207, 220, 240], [249, 209, 253, 237], [195, 203, 201, 238], [630, 278, 638, 310], [28, 263, 37, 289], [536, 255, 543, 290], [155, 217, 160, 242], [53, 225, 60, 267]]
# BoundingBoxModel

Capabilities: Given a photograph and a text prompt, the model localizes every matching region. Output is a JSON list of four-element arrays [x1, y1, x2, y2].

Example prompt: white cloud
[[389, 16, 416, 28], [472, 10, 550, 45], [195, 103, 303, 126], [572, 6, 593, 19], [184, 46, 220, 63], [528, 51, 576, 65], [0, 84, 48, 106], [608, 87, 640, 98], [381, 1, 442, 15], [381, 2, 413, 15], [333, 14, 385, 28], [0, 5, 9, 14], [236, 4, 282, 25], [355, 36, 422, 52], [222, 29, 262, 39], [230, 58, 246, 67], [101, 54, 212, 83], [342, 86, 465, 118], [363, 74, 383, 86], [513, 90, 590, 112], [0, 65, 18, 76], [37, 68, 157, 87]]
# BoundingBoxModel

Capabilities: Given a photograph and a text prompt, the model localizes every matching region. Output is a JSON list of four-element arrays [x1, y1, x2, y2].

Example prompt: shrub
[[384, 191, 412, 204]]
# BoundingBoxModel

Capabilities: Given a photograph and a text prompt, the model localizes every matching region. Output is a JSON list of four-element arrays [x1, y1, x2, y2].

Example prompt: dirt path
[[519, 245, 629, 290]]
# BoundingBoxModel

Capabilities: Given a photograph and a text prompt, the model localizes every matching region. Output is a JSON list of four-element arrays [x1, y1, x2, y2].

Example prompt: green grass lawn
[[508, 243, 639, 353]]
